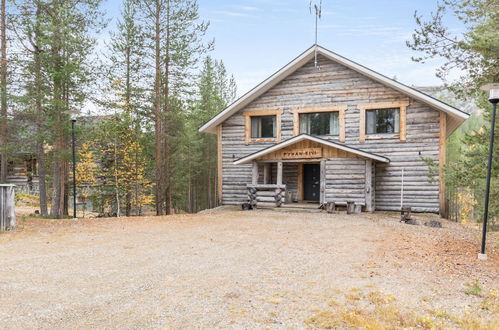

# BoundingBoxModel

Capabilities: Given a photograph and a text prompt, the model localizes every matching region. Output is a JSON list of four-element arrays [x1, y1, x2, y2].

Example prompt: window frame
[[365, 108, 400, 135], [292, 105, 347, 142], [243, 109, 282, 144], [358, 101, 409, 142]]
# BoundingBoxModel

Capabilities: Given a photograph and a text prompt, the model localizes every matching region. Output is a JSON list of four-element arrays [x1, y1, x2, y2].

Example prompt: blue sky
[[102, 0, 463, 96]]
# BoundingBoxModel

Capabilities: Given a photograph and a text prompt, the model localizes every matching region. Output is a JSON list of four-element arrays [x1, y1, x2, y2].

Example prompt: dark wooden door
[[303, 164, 320, 201]]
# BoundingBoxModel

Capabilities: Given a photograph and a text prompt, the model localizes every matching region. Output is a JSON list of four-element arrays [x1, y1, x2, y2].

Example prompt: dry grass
[[306, 288, 499, 330]]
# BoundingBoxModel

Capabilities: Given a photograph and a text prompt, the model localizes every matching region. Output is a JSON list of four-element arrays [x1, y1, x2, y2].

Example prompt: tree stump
[[400, 207, 412, 222], [346, 201, 355, 214], [326, 202, 337, 214]]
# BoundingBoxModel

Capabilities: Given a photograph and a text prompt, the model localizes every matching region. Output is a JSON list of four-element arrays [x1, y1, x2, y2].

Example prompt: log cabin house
[[200, 45, 470, 215]]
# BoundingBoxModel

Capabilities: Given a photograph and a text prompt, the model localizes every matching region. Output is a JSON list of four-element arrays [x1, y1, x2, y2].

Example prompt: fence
[[0, 184, 16, 231]]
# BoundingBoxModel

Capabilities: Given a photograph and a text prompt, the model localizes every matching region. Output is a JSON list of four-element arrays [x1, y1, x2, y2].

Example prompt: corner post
[[276, 161, 283, 185], [365, 160, 373, 212], [320, 159, 326, 203], [252, 161, 258, 185]]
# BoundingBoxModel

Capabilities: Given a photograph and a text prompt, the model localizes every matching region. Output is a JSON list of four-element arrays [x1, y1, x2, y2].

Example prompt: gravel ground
[[0, 207, 497, 329]]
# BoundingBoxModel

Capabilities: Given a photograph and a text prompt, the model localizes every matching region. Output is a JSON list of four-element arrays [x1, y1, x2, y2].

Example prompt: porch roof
[[233, 134, 390, 165]]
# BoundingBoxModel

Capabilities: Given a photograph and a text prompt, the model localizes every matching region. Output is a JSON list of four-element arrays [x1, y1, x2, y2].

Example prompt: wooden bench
[[324, 201, 365, 214]]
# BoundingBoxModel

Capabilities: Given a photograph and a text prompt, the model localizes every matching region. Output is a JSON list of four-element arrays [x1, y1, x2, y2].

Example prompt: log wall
[[324, 158, 367, 206], [221, 55, 441, 212]]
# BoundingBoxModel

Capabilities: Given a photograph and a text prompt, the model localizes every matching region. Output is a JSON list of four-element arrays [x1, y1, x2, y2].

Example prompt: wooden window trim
[[292, 105, 347, 142], [243, 109, 282, 144], [358, 101, 409, 142]]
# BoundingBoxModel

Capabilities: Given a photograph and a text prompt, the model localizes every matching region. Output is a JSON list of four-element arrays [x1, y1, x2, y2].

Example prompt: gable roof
[[233, 134, 390, 165], [199, 44, 469, 136]]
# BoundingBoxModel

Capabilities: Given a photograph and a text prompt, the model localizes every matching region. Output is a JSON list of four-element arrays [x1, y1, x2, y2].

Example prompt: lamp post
[[478, 83, 499, 261], [71, 118, 77, 220]]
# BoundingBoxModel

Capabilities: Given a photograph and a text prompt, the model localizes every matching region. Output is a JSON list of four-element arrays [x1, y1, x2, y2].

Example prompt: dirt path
[[0, 208, 497, 329]]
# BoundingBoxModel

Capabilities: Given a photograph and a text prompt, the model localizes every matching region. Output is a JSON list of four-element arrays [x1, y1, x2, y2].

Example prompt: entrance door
[[303, 164, 320, 201]]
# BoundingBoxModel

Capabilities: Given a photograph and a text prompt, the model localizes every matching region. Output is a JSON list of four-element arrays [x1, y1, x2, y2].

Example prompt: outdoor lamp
[[478, 83, 499, 260]]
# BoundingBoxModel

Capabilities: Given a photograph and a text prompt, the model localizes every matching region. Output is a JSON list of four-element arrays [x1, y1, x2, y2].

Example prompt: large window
[[299, 112, 339, 136], [251, 115, 276, 138], [366, 108, 400, 134]]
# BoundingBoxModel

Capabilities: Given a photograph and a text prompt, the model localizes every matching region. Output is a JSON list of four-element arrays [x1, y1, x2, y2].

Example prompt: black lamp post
[[71, 118, 77, 220], [479, 83, 499, 261]]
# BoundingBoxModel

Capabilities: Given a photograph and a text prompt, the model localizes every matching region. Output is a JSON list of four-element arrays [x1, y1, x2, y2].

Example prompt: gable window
[[366, 108, 400, 134], [358, 101, 409, 142], [299, 112, 339, 136], [292, 105, 347, 142], [251, 115, 276, 138], [243, 109, 282, 144]]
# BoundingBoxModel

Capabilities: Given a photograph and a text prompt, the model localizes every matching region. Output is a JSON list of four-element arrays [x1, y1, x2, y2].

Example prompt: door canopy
[[233, 134, 390, 165]]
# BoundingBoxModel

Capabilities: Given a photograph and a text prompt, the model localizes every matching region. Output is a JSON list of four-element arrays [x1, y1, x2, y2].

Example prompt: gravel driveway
[[0, 207, 497, 329]]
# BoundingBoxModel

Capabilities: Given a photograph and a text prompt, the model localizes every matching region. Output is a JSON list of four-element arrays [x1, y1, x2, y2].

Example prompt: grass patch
[[464, 278, 483, 296], [367, 291, 396, 305], [480, 289, 499, 313], [306, 289, 499, 329], [344, 293, 362, 301]]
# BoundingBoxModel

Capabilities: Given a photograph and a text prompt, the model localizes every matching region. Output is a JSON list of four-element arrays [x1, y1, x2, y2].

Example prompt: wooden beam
[[365, 160, 373, 212], [297, 163, 303, 201], [217, 125, 223, 205], [359, 108, 366, 143], [252, 161, 258, 185], [320, 159, 326, 203], [439, 112, 447, 218], [276, 161, 283, 185], [400, 105, 407, 142], [339, 108, 346, 142], [293, 110, 299, 136], [244, 115, 251, 145]]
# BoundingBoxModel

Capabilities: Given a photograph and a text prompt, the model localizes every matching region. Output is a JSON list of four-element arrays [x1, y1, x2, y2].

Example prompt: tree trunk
[[0, 0, 7, 182], [153, 0, 163, 215], [37, 143, 48, 216], [34, 3, 47, 216], [49, 0, 66, 219], [113, 140, 121, 217]]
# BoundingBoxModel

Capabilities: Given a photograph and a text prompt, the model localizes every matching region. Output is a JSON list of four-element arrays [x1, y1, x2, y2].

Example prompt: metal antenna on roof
[[309, 0, 323, 69]]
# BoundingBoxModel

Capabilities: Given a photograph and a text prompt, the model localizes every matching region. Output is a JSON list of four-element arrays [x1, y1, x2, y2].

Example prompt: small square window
[[366, 108, 400, 134], [251, 115, 276, 138]]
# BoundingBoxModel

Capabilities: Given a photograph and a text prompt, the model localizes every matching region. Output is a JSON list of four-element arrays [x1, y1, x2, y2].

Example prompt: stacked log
[[247, 184, 286, 208]]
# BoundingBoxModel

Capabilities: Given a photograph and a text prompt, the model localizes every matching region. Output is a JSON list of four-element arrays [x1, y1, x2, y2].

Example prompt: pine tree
[[184, 56, 235, 212], [39, 0, 104, 218], [107, 0, 148, 216], [139, 0, 211, 215], [408, 0, 498, 223]]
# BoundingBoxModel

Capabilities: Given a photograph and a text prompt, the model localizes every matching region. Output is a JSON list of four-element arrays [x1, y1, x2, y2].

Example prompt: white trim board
[[199, 44, 469, 137], [233, 134, 390, 165]]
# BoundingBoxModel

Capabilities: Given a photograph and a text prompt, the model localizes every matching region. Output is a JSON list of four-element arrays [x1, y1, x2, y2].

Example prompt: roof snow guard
[[233, 134, 390, 165], [199, 45, 469, 136]]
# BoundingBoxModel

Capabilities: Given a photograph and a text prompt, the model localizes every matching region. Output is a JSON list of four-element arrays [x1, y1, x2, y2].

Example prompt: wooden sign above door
[[282, 147, 322, 159]]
